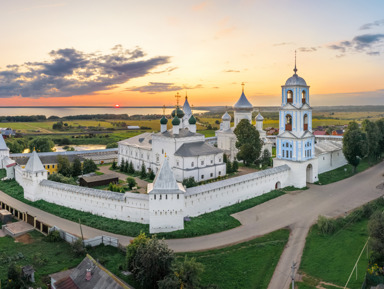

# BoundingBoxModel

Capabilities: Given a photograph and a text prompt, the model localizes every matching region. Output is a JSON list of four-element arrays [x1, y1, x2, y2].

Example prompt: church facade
[[117, 95, 226, 183]]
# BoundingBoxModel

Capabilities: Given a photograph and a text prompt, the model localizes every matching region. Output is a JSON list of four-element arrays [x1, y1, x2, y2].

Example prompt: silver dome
[[285, 74, 307, 86], [234, 92, 253, 109], [256, 113, 264, 121], [222, 111, 231, 121]]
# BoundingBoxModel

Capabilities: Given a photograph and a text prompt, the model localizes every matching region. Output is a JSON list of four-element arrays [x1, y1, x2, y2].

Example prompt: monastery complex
[[0, 64, 347, 233]]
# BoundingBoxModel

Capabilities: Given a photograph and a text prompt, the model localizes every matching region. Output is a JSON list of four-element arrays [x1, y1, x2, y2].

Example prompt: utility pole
[[291, 261, 297, 289]]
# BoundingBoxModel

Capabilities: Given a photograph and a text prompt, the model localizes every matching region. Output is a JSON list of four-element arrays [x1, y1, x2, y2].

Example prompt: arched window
[[285, 114, 292, 131], [287, 90, 293, 103], [303, 114, 308, 131], [302, 90, 306, 104]]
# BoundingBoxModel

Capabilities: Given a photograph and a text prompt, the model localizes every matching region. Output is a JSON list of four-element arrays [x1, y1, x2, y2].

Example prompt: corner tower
[[273, 55, 318, 186]]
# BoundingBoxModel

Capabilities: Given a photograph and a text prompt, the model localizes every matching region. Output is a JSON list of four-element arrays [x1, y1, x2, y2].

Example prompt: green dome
[[171, 107, 185, 118], [188, 115, 196, 125], [172, 116, 180, 126], [160, 116, 168, 125]]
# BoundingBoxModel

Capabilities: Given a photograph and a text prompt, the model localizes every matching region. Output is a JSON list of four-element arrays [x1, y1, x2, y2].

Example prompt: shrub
[[45, 230, 62, 242], [71, 238, 85, 256]]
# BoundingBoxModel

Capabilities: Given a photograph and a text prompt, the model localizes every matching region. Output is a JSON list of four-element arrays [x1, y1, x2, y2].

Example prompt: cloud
[[0, 46, 170, 98], [223, 69, 240, 73], [326, 34, 384, 56], [273, 42, 294, 46], [359, 19, 384, 30], [298, 47, 317, 52], [312, 89, 384, 106], [128, 83, 202, 93], [192, 1, 209, 11]]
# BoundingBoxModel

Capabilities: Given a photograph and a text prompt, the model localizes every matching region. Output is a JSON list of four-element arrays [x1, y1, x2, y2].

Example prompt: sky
[[0, 0, 383, 107]]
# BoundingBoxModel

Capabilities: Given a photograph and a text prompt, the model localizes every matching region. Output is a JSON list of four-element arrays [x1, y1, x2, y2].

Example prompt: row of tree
[[56, 156, 98, 178], [126, 233, 218, 289], [6, 137, 55, 153], [342, 119, 384, 172], [116, 159, 155, 180]]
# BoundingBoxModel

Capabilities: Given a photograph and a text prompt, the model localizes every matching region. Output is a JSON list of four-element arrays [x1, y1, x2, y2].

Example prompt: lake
[[0, 107, 208, 117]]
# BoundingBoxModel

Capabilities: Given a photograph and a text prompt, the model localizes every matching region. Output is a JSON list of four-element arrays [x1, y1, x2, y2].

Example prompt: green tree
[[28, 137, 55, 152], [72, 158, 82, 177], [182, 177, 197, 188], [140, 163, 147, 179], [83, 159, 97, 174], [106, 142, 118, 148], [342, 122, 366, 173], [128, 161, 135, 174], [120, 159, 126, 172], [111, 160, 117, 170], [48, 173, 77, 185], [223, 154, 228, 163], [261, 149, 272, 167], [148, 170, 155, 180], [362, 119, 381, 162], [368, 211, 384, 265], [376, 118, 384, 154], [127, 177, 137, 189], [158, 256, 204, 289], [124, 160, 129, 173], [126, 232, 149, 271], [226, 159, 232, 174], [234, 119, 262, 166], [57, 156, 72, 177], [6, 138, 28, 153], [232, 160, 239, 172]]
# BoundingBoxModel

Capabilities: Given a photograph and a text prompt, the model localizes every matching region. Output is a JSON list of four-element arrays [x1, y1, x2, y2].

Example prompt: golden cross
[[162, 105, 166, 116], [241, 82, 245, 93], [175, 92, 181, 106]]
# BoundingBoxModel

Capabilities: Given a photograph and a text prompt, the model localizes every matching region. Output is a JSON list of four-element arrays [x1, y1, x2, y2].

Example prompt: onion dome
[[256, 113, 264, 121], [160, 116, 168, 125], [285, 74, 307, 86], [188, 115, 196, 125], [172, 116, 180, 126], [171, 107, 185, 118], [234, 91, 253, 109], [222, 111, 231, 121]]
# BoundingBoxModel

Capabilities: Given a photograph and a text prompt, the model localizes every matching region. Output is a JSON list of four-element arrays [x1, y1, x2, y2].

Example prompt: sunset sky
[[0, 0, 383, 107]]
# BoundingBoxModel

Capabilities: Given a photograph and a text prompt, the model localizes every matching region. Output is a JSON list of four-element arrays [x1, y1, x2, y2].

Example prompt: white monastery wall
[[38, 180, 150, 223], [184, 165, 290, 217], [317, 150, 347, 174]]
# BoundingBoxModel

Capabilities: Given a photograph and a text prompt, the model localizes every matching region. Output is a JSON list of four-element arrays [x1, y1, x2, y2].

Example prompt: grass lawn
[[317, 157, 383, 185], [0, 173, 286, 238], [298, 219, 370, 288], [0, 230, 84, 288], [180, 229, 290, 289]]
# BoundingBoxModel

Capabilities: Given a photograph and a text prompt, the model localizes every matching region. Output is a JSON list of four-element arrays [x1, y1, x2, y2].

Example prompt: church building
[[216, 83, 273, 161], [118, 94, 226, 183]]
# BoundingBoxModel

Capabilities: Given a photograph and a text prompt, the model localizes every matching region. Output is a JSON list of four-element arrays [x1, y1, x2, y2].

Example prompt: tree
[[111, 160, 117, 170], [232, 160, 239, 172], [6, 138, 28, 153], [120, 159, 126, 172], [148, 170, 155, 180], [376, 118, 384, 155], [362, 119, 381, 162], [128, 161, 135, 174], [48, 173, 77, 185], [223, 154, 228, 163], [261, 149, 272, 167], [127, 234, 174, 289], [140, 163, 147, 179], [226, 159, 232, 174], [83, 159, 97, 174], [368, 211, 384, 265], [182, 177, 197, 188], [57, 155, 72, 177], [342, 122, 366, 173], [158, 256, 204, 289], [72, 158, 82, 177], [124, 160, 129, 173], [127, 177, 137, 189], [106, 142, 118, 148], [233, 119, 262, 166], [28, 137, 55, 152]]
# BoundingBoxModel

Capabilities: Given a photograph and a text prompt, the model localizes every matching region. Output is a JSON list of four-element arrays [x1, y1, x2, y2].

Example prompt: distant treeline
[[0, 115, 47, 122]]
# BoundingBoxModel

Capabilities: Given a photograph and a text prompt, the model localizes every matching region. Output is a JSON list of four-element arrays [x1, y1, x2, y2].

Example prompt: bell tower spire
[[293, 50, 298, 75]]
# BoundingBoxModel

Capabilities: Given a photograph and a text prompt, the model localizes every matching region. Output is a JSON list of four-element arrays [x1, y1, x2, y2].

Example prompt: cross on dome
[[293, 50, 298, 75], [175, 92, 181, 106]]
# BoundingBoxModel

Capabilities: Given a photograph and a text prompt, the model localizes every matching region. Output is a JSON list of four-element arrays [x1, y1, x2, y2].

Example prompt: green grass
[[299, 218, 371, 288], [317, 157, 383, 185], [0, 174, 286, 238], [179, 229, 290, 289], [0, 230, 83, 287]]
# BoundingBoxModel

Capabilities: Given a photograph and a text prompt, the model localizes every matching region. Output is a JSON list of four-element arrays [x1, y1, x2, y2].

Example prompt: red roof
[[54, 276, 79, 289], [6, 163, 17, 168], [313, 131, 327, 136]]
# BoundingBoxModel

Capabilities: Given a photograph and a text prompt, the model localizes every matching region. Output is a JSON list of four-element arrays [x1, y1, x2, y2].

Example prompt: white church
[[216, 83, 273, 161], [117, 94, 226, 183]]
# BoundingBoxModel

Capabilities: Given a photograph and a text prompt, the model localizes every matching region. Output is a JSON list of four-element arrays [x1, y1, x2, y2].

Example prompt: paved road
[[1, 161, 384, 289]]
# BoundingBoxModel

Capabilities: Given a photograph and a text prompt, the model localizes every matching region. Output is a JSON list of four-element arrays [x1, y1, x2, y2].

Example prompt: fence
[[49, 226, 119, 248]]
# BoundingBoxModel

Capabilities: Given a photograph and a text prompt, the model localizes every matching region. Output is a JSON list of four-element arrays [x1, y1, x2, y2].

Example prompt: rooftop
[[175, 141, 223, 157]]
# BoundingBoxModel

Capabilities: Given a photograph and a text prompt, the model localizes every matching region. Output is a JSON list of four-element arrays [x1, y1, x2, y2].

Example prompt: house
[[79, 174, 119, 188], [0, 128, 15, 138], [313, 130, 327, 136], [332, 130, 343, 136], [50, 254, 132, 289]]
